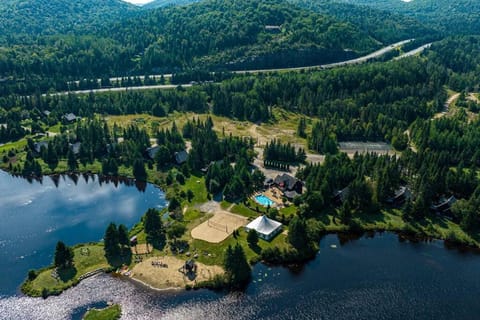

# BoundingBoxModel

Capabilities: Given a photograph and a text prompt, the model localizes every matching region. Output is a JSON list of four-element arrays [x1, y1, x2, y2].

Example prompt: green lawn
[[191, 228, 289, 266], [83, 304, 121, 320], [23, 244, 109, 297], [181, 175, 208, 205]]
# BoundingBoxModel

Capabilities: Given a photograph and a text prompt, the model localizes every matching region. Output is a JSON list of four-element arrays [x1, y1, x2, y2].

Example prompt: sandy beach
[[131, 256, 224, 289]]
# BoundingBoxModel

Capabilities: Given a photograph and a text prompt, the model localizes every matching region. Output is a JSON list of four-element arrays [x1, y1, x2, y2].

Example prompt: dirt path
[[433, 93, 460, 119]]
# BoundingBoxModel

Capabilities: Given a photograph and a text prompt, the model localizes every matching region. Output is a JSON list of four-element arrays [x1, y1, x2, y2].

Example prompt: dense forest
[[0, 0, 139, 43], [0, 0, 432, 83], [337, 0, 480, 36]]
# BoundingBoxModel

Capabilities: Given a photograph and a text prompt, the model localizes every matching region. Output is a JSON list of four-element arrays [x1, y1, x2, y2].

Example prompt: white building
[[245, 215, 282, 241]]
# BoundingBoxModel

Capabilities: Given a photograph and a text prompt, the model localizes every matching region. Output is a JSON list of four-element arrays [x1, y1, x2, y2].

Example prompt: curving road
[[51, 39, 431, 96]]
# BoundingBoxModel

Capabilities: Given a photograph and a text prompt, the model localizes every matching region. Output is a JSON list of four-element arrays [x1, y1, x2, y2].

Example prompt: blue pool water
[[254, 194, 274, 206]]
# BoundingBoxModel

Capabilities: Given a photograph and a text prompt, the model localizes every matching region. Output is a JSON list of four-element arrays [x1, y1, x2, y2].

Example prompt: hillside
[[0, 0, 433, 81], [111, 0, 380, 71], [0, 0, 139, 43], [292, 0, 437, 44], [335, 0, 480, 36], [142, 0, 200, 9]]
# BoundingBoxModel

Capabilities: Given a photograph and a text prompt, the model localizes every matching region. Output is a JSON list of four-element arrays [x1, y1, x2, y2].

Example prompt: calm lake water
[[1, 172, 480, 319], [0, 171, 166, 296]]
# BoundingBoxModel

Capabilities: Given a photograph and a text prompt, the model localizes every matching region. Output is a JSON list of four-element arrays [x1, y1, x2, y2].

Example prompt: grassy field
[[191, 228, 289, 266], [23, 244, 109, 297], [83, 304, 121, 320], [105, 108, 313, 148]]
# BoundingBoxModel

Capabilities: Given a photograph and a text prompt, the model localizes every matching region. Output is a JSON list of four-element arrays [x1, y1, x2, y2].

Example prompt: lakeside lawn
[[83, 304, 121, 320], [23, 244, 109, 297]]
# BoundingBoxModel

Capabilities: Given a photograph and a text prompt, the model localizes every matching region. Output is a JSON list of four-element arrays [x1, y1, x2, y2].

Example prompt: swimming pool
[[254, 194, 275, 207]]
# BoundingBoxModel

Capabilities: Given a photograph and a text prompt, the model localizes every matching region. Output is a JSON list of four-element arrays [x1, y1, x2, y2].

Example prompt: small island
[[82, 304, 121, 320]]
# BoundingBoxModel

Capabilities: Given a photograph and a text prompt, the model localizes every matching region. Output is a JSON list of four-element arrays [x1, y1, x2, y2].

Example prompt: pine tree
[[54, 241, 74, 269], [118, 224, 130, 248], [224, 244, 251, 288], [247, 229, 259, 247], [104, 222, 119, 258], [144, 208, 165, 249]]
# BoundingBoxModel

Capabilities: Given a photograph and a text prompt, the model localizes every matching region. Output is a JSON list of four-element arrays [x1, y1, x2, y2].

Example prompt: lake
[[0, 171, 166, 296], [1, 172, 480, 319]]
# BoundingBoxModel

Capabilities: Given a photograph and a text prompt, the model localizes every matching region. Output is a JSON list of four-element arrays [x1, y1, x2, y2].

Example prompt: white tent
[[245, 215, 282, 241]]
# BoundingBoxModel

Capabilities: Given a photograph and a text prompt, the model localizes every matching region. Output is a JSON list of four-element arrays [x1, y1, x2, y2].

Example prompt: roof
[[431, 196, 457, 211], [246, 215, 282, 236], [333, 187, 350, 202], [274, 173, 300, 190], [174, 150, 188, 164], [69, 142, 82, 155], [146, 146, 160, 159], [33, 141, 49, 153], [63, 113, 77, 122], [284, 190, 299, 199]]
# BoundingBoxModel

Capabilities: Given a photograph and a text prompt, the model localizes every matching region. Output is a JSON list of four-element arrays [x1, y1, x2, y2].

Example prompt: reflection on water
[[1, 233, 480, 320], [0, 171, 166, 296]]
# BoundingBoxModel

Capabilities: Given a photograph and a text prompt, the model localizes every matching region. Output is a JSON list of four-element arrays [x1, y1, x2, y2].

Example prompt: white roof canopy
[[246, 215, 282, 236]]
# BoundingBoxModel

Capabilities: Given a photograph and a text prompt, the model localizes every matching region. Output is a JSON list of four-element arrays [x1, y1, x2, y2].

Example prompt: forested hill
[[109, 0, 380, 71], [0, 0, 139, 43], [292, 0, 437, 44], [142, 0, 200, 9], [0, 0, 439, 82], [336, 0, 480, 36]]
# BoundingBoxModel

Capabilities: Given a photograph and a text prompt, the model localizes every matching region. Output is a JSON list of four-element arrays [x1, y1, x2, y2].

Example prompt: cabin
[[386, 186, 411, 206], [273, 173, 303, 194], [431, 196, 457, 215], [174, 150, 188, 164], [63, 113, 78, 123], [145, 146, 160, 160], [69, 142, 82, 155], [42, 110, 51, 117], [284, 190, 300, 200], [264, 178, 274, 189], [130, 235, 138, 246], [33, 141, 49, 154], [265, 25, 281, 32], [333, 187, 350, 205]]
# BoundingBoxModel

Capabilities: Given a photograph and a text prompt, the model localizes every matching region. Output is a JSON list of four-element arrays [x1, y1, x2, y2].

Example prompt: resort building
[[273, 173, 303, 194], [245, 215, 282, 241], [63, 113, 78, 123], [431, 195, 457, 216], [33, 141, 49, 154], [174, 150, 188, 164], [386, 186, 411, 206]]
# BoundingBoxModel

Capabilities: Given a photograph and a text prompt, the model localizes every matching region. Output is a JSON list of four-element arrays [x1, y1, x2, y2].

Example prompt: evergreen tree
[[224, 243, 251, 288], [104, 222, 120, 258], [143, 208, 165, 249], [54, 241, 74, 269], [287, 216, 309, 249], [118, 224, 130, 248], [67, 149, 78, 171], [133, 159, 147, 181], [297, 117, 307, 138], [247, 229, 259, 247]]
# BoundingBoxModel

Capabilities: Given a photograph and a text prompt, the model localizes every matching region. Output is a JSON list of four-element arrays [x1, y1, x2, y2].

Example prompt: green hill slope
[[0, 0, 139, 42], [111, 0, 380, 71], [335, 0, 480, 35]]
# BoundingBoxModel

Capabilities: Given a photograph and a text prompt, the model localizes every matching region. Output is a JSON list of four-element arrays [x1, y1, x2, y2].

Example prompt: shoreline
[[6, 168, 479, 298]]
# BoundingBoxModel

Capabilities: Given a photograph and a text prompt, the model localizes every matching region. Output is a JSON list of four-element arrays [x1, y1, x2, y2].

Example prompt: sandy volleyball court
[[131, 256, 223, 289], [191, 210, 248, 243]]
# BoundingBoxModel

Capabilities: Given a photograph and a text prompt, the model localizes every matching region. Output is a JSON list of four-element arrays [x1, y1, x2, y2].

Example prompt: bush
[[28, 269, 37, 281]]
